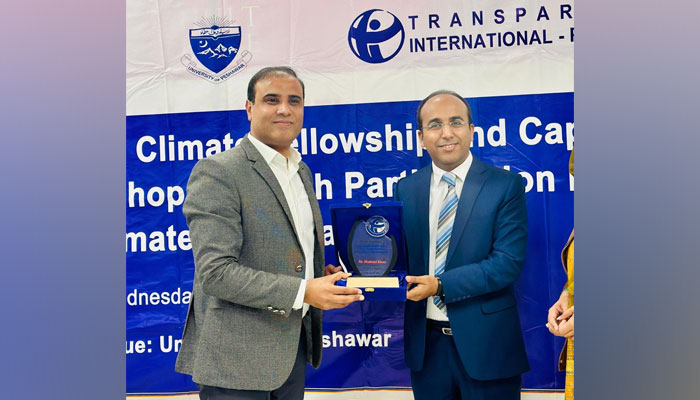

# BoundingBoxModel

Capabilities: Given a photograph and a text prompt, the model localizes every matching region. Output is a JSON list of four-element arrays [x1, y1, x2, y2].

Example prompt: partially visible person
[[547, 148, 575, 400], [395, 90, 530, 399]]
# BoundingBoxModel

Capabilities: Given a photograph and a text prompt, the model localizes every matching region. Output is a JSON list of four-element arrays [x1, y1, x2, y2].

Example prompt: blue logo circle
[[365, 216, 390, 238], [348, 9, 405, 64]]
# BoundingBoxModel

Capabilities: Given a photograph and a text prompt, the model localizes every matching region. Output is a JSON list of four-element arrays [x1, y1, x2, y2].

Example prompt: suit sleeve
[[183, 157, 302, 314], [441, 174, 528, 302]]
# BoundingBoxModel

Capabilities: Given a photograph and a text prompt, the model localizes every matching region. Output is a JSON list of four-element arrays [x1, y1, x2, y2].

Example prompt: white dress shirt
[[426, 153, 473, 322], [248, 134, 315, 316]]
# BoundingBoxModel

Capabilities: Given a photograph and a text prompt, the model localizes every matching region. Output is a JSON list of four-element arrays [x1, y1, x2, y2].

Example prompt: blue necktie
[[434, 172, 457, 314]]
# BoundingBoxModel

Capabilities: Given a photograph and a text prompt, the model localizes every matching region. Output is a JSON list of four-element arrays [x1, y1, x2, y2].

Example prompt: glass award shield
[[330, 203, 406, 299], [347, 215, 397, 277]]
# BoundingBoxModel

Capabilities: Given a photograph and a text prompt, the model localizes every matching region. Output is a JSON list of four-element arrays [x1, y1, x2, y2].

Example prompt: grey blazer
[[175, 136, 324, 391]]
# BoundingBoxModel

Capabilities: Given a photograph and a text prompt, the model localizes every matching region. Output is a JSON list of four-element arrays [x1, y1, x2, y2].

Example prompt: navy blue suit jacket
[[395, 157, 530, 381]]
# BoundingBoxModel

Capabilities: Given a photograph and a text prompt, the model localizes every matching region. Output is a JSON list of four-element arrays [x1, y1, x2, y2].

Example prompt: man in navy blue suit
[[395, 90, 530, 399]]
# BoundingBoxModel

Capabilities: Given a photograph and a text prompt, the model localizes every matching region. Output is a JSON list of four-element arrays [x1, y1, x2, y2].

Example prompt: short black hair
[[416, 90, 472, 129], [246, 66, 305, 103]]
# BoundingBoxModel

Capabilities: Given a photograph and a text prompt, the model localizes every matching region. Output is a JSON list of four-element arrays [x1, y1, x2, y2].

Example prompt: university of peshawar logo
[[180, 16, 253, 83]]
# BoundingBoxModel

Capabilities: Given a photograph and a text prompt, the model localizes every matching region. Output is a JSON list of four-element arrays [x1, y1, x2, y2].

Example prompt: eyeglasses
[[423, 120, 467, 131]]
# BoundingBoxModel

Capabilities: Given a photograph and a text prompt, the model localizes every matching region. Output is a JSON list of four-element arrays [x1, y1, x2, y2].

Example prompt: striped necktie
[[434, 171, 458, 314]]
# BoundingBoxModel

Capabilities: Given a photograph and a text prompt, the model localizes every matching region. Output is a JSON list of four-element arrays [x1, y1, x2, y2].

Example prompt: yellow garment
[[565, 240, 574, 400], [569, 149, 575, 176]]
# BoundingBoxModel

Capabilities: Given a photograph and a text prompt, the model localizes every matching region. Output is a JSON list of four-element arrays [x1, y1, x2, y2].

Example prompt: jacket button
[[295, 265, 303, 272]]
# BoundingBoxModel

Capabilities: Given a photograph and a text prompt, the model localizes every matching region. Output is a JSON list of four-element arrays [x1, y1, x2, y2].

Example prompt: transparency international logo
[[348, 9, 405, 64], [180, 16, 253, 83], [365, 216, 390, 238]]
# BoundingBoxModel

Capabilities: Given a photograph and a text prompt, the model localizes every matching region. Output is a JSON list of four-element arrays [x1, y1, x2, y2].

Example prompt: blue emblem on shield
[[189, 25, 241, 74], [365, 216, 389, 238]]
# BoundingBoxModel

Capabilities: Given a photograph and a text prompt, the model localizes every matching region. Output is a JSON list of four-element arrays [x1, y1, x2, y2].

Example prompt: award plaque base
[[336, 273, 406, 301], [346, 276, 398, 288]]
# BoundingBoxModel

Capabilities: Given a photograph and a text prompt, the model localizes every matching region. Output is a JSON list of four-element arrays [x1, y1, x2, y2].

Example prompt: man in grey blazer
[[175, 66, 364, 399]]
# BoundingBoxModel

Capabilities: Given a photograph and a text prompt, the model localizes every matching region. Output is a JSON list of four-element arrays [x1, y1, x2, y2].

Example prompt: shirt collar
[[247, 133, 302, 169], [431, 152, 473, 186]]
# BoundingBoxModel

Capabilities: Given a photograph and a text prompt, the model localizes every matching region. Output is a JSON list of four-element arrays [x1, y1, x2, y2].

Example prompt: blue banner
[[127, 92, 573, 393]]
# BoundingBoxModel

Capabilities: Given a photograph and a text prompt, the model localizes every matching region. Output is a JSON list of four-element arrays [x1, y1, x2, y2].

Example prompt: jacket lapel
[[299, 162, 324, 275], [242, 137, 302, 249], [446, 157, 488, 268], [414, 167, 432, 275]]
